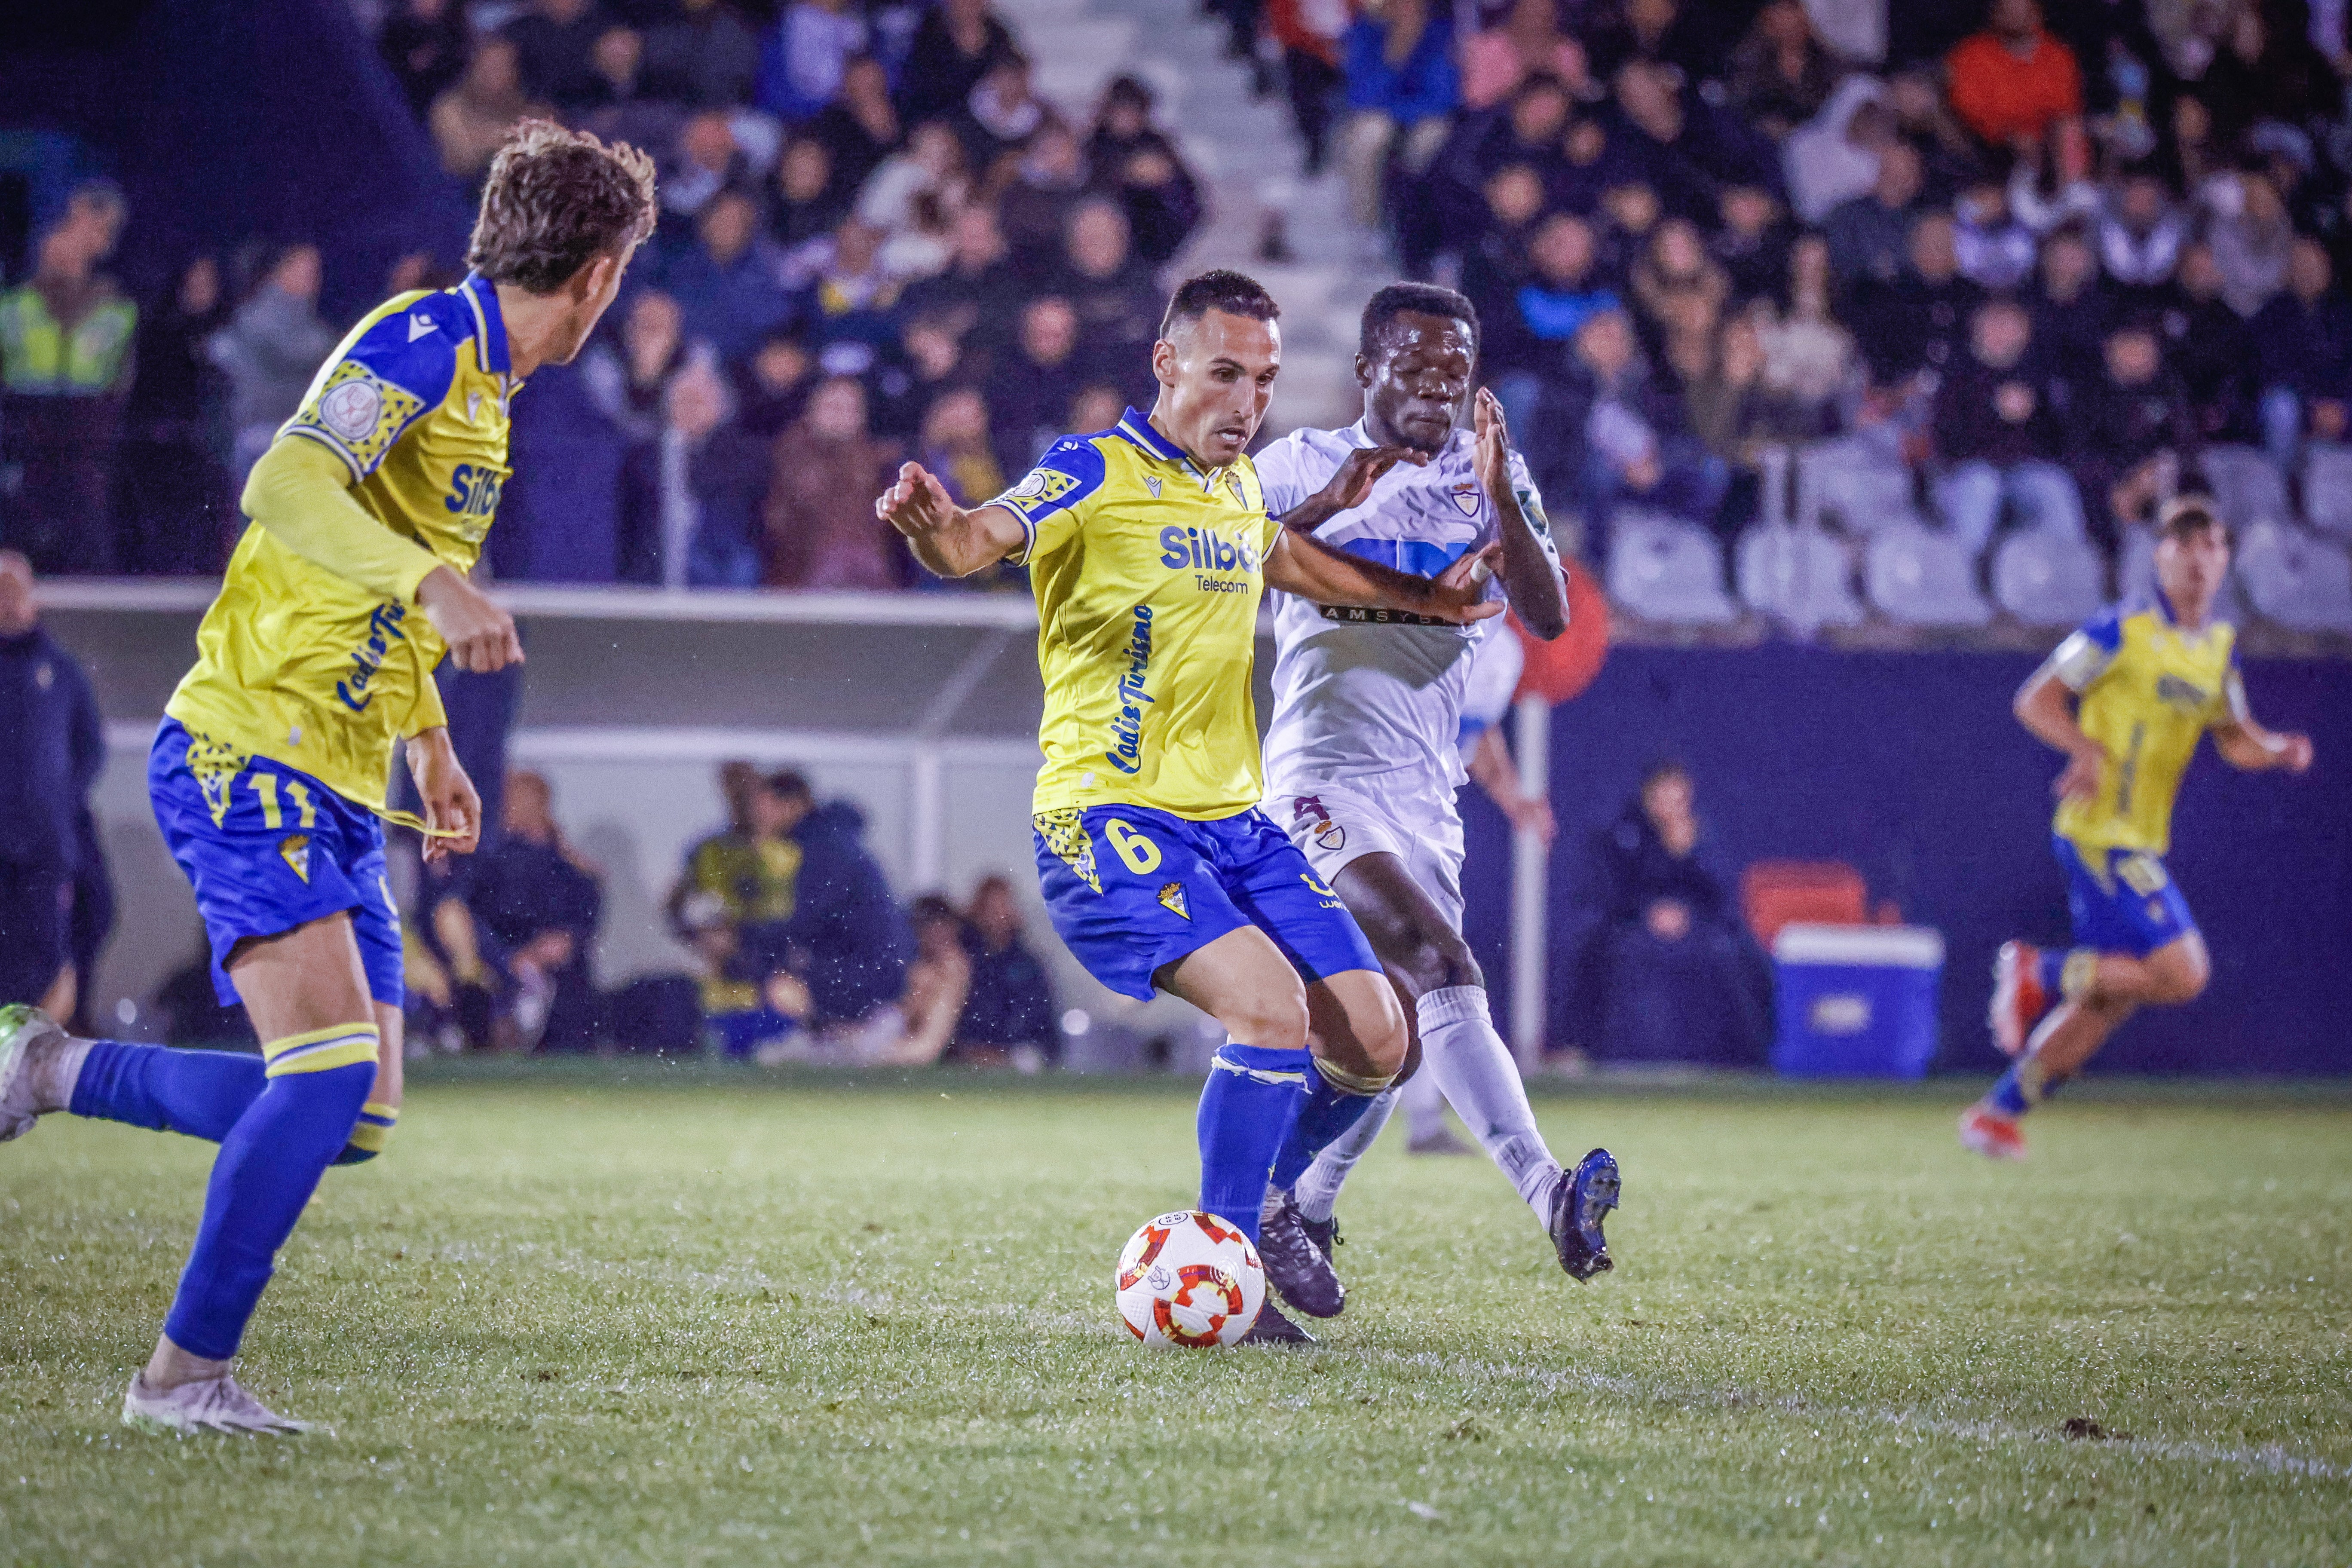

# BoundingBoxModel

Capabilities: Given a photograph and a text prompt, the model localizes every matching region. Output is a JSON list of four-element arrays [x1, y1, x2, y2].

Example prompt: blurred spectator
[[2161, 242, 2257, 441], [871, 311, 972, 443], [0, 551, 104, 1016], [1607, 60, 1764, 228], [766, 768, 913, 1031], [996, 122, 1090, 278], [854, 121, 971, 276], [1852, 211, 1981, 391], [1585, 0, 1717, 82], [1754, 234, 1861, 434], [2069, 319, 2194, 545], [503, 0, 614, 116], [949, 874, 1057, 1069], [0, 217, 137, 574], [2098, 171, 2188, 300], [1822, 138, 1922, 291], [1051, 200, 1160, 402], [1571, 762, 1770, 1067], [1711, 186, 1792, 308], [2005, 143, 2100, 237], [1629, 217, 1730, 361], [2205, 168, 2294, 317], [662, 110, 753, 220], [1460, 0, 1588, 112], [2027, 226, 2110, 408], [378, 0, 470, 119], [901, 0, 1018, 126], [675, 886, 812, 1060], [430, 37, 554, 181], [1266, 0, 1349, 176], [1931, 297, 2085, 557], [1952, 179, 2037, 292], [210, 243, 334, 484], [643, 0, 761, 110], [803, 219, 906, 363], [881, 894, 971, 1066], [1341, 0, 1459, 233], [1410, 75, 1573, 276], [989, 295, 1087, 472], [432, 771, 604, 1052], [1687, 311, 1825, 493], [956, 50, 1051, 178], [811, 55, 903, 200], [732, 328, 818, 439], [1727, 0, 1846, 143], [2198, 0, 2339, 149], [578, 24, 649, 113], [1944, 0, 2083, 160], [916, 385, 1005, 511], [765, 375, 897, 587], [1781, 75, 1890, 224], [621, 357, 769, 586], [900, 203, 1023, 350], [1458, 165, 1550, 364], [1488, 211, 1621, 425], [2251, 237, 2352, 474], [585, 287, 695, 443], [674, 762, 801, 976], [1540, 306, 1727, 549], [759, 0, 867, 124], [1084, 76, 1203, 266], [119, 255, 231, 574], [658, 189, 798, 364], [769, 136, 852, 248]]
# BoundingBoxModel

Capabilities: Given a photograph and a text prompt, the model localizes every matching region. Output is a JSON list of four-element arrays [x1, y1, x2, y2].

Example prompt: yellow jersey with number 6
[[991, 408, 1277, 821], [165, 274, 518, 814]]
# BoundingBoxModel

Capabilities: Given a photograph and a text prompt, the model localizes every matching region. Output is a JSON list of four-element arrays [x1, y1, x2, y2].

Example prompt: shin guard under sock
[[1195, 1044, 1312, 1245]]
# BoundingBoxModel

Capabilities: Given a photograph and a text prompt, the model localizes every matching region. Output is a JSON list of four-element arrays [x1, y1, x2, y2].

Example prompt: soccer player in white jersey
[[1246, 283, 1620, 1320]]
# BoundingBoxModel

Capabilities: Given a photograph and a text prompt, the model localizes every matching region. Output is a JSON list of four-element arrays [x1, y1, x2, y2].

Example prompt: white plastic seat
[[1991, 528, 2106, 627], [2197, 444, 2291, 534], [1795, 443, 1916, 534], [2301, 443, 2352, 539], [2237, 520, 2352, 632], [1736, 522, 1863, 635], [1607, 513, 1739, 625], [1862, 521, 1993, 628]]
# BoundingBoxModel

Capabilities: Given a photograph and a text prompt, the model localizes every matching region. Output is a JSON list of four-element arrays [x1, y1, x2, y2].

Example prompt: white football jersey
[[1256, 417, 1559, 805]]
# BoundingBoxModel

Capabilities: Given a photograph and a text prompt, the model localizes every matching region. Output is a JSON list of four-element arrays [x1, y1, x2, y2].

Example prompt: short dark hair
[[764, 767, 813, 805], [1360, 282, 1479, 359], [467, 120, 658, 294], [1159, 269, 1280, 341], [2158, 494, 2229, 542]]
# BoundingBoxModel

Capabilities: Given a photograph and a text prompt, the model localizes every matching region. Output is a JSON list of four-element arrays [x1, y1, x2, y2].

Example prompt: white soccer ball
[[1114, 1209, 1266, 1348]]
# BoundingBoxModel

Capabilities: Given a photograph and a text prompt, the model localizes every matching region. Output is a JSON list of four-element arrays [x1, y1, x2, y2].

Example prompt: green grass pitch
[[3, 1068, 2348, 1566]]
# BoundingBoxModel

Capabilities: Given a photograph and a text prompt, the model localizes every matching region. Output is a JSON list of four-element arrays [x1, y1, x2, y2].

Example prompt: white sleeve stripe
[[2044, 630, 2115, 691], [279, 422, 366, 482]]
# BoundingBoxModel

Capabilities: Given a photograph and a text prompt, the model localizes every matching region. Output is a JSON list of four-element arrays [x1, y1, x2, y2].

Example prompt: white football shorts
[[1266, 778, 1466, 932]]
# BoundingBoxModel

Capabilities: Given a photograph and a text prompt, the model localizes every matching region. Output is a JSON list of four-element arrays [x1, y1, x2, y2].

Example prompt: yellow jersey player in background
[[878, 270, 1501, 1343], [1963, 497, 2315, 1160], [0, 122, 656, 1432]]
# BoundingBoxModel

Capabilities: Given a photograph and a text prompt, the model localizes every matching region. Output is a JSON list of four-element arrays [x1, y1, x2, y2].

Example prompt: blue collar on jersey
[[1115, 407, 1187, 464], [460, 273, 511, 376]]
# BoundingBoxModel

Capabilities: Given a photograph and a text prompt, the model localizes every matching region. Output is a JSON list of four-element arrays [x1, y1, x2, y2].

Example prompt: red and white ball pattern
[[1114, 1209, 1266, 1348]]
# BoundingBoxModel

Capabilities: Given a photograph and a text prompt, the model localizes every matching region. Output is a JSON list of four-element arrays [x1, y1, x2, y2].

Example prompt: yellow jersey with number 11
[[990, 408, 1277, 821], [165, 274, 517, 815]]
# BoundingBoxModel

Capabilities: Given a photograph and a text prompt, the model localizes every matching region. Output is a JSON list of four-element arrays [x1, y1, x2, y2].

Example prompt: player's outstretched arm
[[1473, 387, 1569, 640], [244, 436, 522, 672], [1468, 726, 1556, 844], [876, 462, 1027, 578], [1264, 529, 1504, 625], [2013, 665, 2104, 801], [1274, 444, 1426, 531]]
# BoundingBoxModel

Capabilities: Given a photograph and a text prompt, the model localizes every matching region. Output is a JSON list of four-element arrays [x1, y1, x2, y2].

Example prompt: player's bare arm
[[2212, 680, 2315, 774], [1469, 726, 1556, 844], [876, 462, 1027, 577], [1472, 387, 1569, 639], [407, 728, 484, 865], [2013, 663, 2105, 801], [1276, 444, 1428, 531], [1265, 529, 1504, 625]]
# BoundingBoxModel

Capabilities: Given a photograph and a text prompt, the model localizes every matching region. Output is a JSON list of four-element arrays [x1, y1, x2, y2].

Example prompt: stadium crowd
[[3, 0, 2352, 612]]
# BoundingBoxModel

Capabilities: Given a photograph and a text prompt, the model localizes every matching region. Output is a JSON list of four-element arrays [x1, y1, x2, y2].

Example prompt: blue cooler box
[[1770, 923, 1945, 1078]]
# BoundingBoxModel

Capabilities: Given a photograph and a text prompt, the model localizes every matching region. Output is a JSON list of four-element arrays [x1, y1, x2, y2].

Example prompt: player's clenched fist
[[417, 564, 524, 673]]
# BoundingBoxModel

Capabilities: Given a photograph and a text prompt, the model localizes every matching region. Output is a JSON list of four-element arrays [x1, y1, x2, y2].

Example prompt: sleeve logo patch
[[294, 360, 425, 474], [993, 466, 1078, 516]]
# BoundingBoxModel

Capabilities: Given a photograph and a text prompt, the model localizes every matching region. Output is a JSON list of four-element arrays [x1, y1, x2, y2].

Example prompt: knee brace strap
[[1312, 1056, 1396, 1097]]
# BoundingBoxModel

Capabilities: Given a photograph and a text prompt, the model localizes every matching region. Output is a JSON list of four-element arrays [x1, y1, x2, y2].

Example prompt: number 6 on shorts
[[1104, 818, 1162, 874]]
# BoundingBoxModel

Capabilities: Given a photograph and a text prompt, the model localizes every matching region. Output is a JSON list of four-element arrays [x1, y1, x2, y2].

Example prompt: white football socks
[[1399, 1060, 1447, 1141], [1416, 985, 1563, 1217]]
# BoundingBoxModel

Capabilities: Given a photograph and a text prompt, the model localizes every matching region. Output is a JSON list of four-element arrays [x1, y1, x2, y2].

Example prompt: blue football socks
[[70, 1041, 266, 1142], [1195, 1044, 1313, 1245], [1986, 1054, 2062, 1120], [1268, 1062, 1382, 1193], [162, 1060, 374, 1360]]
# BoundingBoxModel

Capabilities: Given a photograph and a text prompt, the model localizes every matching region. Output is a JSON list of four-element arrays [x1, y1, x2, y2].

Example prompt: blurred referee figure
[[0, 550, 107, 1020]]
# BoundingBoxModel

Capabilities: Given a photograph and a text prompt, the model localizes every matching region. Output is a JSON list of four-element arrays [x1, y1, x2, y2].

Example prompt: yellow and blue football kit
[[2043, 594, 2245, 956], [153, 273, 518, 1010], [1001, 409, 1380, 1000]]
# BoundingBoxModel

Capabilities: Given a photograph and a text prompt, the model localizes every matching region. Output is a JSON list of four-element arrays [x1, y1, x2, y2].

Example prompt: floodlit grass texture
[[3, 1069, 2348, 1566]]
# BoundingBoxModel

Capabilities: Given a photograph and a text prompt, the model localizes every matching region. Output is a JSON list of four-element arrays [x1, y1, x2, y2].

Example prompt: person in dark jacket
[[2251, 237, 2352, 475], [118, 255, 232, 575], [1082, 75, 1203, 267], [0, 551, 106, 1013], [898, 0, 1018, 125], [2161, 242, 2257, 444], [768, 770, 914, 1029], [437, 771, 606, 1052], [1930, 297, 2085, 558], [2067, 320, 2197, 550], [620, 358, 770, 587], [950, 874, 1057, 1067], [1568, 762, 1769, 1066], [378, 0, 472, 119]]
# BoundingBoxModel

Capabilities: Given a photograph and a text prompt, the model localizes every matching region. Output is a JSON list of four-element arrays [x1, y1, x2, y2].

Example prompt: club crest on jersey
[[279, 833, 312, 883], [1449, 481, 1480, 516], [1290, 793, 1344, 851], [995, 464, 1078, 517], [1157, 881, 1190, 920]]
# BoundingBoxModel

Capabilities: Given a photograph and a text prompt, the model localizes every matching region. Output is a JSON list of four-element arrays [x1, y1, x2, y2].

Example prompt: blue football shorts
[[150, 719, 404, 1008], [1032, 802, 1382, 1001], [2055, 833, 2199, 959]]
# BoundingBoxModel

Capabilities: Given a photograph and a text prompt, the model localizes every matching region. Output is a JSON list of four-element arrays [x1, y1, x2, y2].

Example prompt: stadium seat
[[2236, 520, 2352, 632], [1735, 522, 1864, 635], [2198, 444, 2291, 535], [2301, 443, 2352, 539], [1794, 444, 1916, 534], [1741, 860, 1867, 948], [1862, 521, 1993, 628], [1990, 527, 2105, 627], [1605, 513, 1739, 625]]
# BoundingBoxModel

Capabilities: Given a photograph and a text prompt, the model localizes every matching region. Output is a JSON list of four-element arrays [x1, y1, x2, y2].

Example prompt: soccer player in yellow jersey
[[1962, 498, 2314, 1160], [879, 271, 1501, 1342], [0, 123, 657, 1430]]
